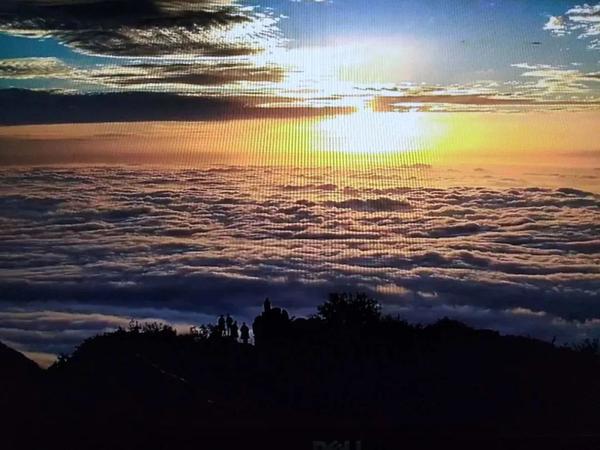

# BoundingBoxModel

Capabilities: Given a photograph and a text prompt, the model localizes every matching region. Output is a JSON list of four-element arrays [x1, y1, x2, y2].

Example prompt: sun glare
[[311, 109, 447, 155]]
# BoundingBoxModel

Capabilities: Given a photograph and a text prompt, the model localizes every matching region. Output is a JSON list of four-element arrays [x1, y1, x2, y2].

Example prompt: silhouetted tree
[[573, 338, 600, 356], [317, 292, 381, 327], [139, 322, 176, 337]]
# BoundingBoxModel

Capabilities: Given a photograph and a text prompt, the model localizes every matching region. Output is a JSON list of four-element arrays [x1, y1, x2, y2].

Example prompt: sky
[[0, 1, 599, 163], [0, 1, 599, 365]]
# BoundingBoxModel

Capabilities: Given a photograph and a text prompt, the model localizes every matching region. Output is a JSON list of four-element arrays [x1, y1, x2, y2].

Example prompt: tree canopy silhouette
[[1, 293, 599, 450], [317, 292, 381, 327]]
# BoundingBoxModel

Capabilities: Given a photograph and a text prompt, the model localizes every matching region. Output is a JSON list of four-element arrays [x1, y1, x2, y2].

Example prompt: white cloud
[[544, 16, 567, 36], [545, 3, 600, 49]]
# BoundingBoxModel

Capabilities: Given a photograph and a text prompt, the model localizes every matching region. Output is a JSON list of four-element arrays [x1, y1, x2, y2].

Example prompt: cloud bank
[[0, 166, 598, 363]]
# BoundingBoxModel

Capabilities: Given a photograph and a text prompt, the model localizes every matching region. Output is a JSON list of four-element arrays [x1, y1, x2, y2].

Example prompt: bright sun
[[311, 109, 446, 154]]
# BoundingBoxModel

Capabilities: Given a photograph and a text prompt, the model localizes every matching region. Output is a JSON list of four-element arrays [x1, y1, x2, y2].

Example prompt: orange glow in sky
[[1, 111, 599, 171]]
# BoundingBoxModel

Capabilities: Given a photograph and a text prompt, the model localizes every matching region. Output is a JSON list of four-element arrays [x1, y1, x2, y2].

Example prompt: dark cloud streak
[[0, 89, 352, 125], [0, 0, 275, 57]]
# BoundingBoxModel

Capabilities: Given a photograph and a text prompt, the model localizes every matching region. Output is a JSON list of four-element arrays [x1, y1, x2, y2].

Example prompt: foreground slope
[[2, 294, 599, 449]]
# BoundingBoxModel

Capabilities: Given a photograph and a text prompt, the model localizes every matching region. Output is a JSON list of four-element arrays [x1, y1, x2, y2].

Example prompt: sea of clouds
[[0, 165, 599, 365]]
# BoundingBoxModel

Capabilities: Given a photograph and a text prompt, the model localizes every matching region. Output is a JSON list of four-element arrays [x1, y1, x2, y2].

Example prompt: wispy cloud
[[364, 71, 600, 113], [0, 57, 72, 79], [544, 3, 600, 49], [511, 62, 600, 98], [0, 56, 286, 98]]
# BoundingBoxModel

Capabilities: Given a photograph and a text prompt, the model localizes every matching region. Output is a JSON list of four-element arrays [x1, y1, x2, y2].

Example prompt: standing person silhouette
[[225, 314, 234, 336], [240, 322, 250, 344], [231, 321, 239, 341], [217, 315, 226, 337]]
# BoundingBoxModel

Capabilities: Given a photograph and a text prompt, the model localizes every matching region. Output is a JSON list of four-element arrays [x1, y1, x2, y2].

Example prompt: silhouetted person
[[217, 315, 226, 337], [226, 314, 234, 336], [264, 298, 272, 312], [231, 321, 239, 341], [240, 322, 250, 344]]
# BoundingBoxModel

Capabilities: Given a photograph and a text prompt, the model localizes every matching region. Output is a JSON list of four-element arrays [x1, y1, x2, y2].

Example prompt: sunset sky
[[0, 0, 599, 165], [0, 1, 599, 366]]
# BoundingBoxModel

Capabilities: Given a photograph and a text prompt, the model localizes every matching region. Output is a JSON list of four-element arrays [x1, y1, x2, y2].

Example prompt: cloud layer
[[0, 57, 285, 87], [0, 166, 599, 363], [0, 0, 281, 57]]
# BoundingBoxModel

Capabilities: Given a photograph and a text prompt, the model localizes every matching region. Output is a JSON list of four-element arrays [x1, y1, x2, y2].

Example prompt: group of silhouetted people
[[194, 298, 287, 345], [215, 314, 250, 344]]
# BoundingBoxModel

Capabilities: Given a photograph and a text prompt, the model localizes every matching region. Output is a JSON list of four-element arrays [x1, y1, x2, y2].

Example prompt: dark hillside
[[2, 294, 599, 450]]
